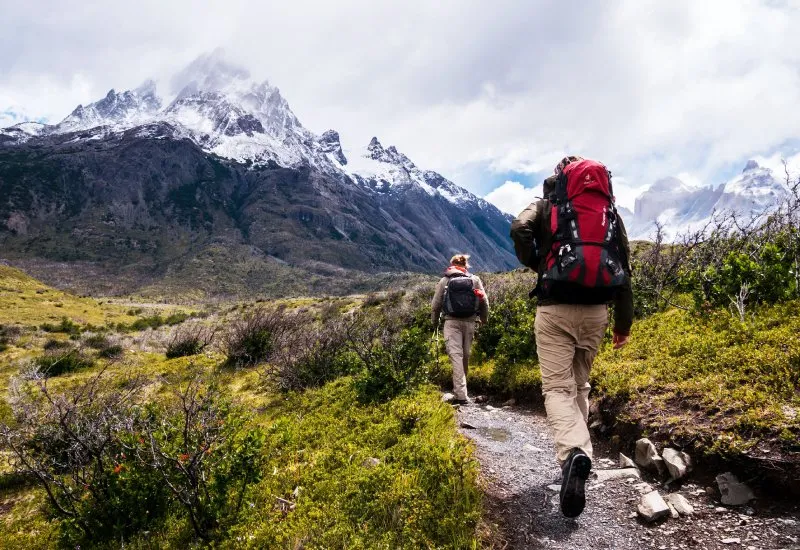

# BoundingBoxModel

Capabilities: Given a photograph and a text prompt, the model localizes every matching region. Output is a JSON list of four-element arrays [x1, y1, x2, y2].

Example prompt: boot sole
[[560, 454, 591, 518]]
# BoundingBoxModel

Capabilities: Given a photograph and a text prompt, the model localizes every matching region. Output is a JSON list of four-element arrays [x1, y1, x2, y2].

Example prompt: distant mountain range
[[623, 160, 789, 240], [0, 52, 515, 297]]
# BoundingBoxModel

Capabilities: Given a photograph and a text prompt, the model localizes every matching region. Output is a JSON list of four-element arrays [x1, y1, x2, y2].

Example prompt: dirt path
[[457, 402, 800, 550]]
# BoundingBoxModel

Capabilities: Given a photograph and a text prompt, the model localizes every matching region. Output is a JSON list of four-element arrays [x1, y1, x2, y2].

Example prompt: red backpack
[[539, 159, 626, 301]]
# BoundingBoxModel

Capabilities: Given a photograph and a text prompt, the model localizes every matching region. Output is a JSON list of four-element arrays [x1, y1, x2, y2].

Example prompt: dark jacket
[[509, 175, 634, 336]]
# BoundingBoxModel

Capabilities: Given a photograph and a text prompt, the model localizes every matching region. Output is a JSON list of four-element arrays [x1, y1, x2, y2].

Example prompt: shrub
[[473, 273, 537, 366], [223, 307, 297, 367], [165, 324, 216, 359], [40, 317, 81, 335], [0, 324, 22, 352], [97, 344, 124, 359], [0, 370, 266, 545], [83, 333, 111, 349], [34, 348, 94, 377], [349, 312, 430, 403], [262, 313, 358, 390], [136, 376, 265, 541], [0, 370, 170, 547]]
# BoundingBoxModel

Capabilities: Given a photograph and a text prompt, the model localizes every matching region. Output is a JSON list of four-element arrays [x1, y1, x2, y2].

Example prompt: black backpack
[[443, 275, 479, 318]]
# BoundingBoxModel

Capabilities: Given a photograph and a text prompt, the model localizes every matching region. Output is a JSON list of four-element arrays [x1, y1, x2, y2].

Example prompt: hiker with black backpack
[[431, 254, 489, 406], [510, 156, 633, 519]]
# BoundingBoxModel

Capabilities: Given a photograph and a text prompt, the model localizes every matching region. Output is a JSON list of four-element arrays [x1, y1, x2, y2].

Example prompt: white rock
[[485, 405, 496, 411], [721, 538, 741, 544], [594, 468, 641, 482], [362, 457, 381, 468], [546, 484, 561, 492], [441, 392, 455, 402], [668, 503, 680, 519], [662, 448, 692, 480], [635, 438, 666, 475], [665, 493, 695, 516], [716, 472, 755, 506], [619, 452, 636, 469], [637, 491, 671, 522]]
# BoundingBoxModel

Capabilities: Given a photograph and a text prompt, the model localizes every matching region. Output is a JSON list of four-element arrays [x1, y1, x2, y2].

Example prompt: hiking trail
[[457, 402, 800, 550]]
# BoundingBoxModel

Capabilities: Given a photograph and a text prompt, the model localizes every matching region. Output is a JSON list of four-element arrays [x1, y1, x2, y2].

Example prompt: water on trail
[[457, 402, 800, 550]]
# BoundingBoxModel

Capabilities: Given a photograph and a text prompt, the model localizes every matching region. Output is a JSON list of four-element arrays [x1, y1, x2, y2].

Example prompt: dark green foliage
[[0, 324, 21, 352], [82, 333, 111, 349], [136, 378, 266, 541], [683, 240, 797, 311], [34, 348, 94, 377], [97, 344, 124, 359], [223, 308, 290, 367], [473, 273, 538, 366], [40, 317, 81, 335], [165, 325, 215, 359], [352, 324, 430, 403]]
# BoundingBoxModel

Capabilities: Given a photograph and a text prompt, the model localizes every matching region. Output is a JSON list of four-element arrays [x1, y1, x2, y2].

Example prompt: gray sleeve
[[431, 277, 446, 326]]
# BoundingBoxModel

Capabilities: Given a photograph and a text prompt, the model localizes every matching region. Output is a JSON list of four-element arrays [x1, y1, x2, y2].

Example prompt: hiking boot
[[560, 447, 591, 518], [452, 397, 473, 406]]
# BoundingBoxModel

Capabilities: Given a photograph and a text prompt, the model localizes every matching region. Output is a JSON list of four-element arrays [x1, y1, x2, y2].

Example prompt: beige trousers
[[443, 318, 476, 400], [534, 304, 608, 463]]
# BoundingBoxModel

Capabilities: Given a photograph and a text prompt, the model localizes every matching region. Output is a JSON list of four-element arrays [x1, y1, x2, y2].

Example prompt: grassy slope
[[593, 301, 800, 457], [0, 270, 481, 548], [0, 265, 138, 327]]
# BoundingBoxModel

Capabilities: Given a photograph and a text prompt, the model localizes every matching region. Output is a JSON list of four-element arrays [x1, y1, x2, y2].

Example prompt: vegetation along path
[[457, 401, 800, 550]]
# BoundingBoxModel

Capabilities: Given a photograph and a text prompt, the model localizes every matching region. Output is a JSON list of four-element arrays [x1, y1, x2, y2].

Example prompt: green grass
[[0, 268, 482, 548], [593, 300, 800, 456]]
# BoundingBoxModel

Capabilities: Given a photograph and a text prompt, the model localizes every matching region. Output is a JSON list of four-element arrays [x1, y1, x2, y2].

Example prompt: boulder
[[716, 472, 755, 506], [635, 438, 666, 475], [637, 491, 671, 522], [665, 493, 695, 516], [662, 448, 692, 480], [594, 468, 641, 482], [619, 452, 636, 469], [441, 392, 455, 403]]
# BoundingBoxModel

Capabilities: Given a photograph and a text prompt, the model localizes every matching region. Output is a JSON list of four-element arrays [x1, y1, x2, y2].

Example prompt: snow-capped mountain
[[0, 51, 487, 212], [628, 161, 788, 240], [0, 52, 515, 295]]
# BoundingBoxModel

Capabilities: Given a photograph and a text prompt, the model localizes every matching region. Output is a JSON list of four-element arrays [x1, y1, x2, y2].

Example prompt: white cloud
[[2, 0, 800, 197], [483, 181, 539, 216]]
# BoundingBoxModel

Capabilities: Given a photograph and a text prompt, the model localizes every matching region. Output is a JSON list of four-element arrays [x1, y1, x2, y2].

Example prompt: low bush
[[349, 311, 431, 403], [97, 344, 124, 359], [0, 370, 266, 546], [40, 317, 81, 335], [33, 347, 94, 377], [0, 324, 22, 352], [223, 307, 297, 367], [165, 324, 216, 359]]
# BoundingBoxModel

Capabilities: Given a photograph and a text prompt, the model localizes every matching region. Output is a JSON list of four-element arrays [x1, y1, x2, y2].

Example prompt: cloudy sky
[[2, 0, 800, 213]]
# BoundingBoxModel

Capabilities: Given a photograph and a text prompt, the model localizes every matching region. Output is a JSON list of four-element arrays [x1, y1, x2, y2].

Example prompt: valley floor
[[459, 402, 800, 550]]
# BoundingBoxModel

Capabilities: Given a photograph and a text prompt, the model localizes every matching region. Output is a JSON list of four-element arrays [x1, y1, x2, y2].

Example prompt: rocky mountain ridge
[[0, 53, 515, 296]]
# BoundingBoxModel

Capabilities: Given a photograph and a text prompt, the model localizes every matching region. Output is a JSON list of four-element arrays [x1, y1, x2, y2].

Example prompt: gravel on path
[[458, 402, 800, 550]]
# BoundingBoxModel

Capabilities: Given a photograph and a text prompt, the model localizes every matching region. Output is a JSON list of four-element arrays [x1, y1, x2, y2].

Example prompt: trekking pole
[[432, 313, 442, 372]]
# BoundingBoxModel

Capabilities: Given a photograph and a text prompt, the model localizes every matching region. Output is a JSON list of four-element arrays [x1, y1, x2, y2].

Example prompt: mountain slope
[[0, 54, 515, 296]]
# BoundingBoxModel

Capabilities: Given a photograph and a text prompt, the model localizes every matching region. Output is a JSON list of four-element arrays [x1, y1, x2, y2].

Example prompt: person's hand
[[612, 332, 630, 349]]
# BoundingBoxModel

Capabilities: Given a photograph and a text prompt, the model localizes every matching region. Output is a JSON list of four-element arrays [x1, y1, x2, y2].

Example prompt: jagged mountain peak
[[743, 159, 760, 172], [170, 49, 251, 96]]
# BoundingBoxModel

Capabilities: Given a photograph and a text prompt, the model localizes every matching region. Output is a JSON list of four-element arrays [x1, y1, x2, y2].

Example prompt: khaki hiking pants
[[534, 304, 608, 464], [443, 318, 476, 400]]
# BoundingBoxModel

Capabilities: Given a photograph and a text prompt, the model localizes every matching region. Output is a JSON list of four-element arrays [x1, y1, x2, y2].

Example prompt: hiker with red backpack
[[510, 156, 633, 518], [431, 254, 490, 406]]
